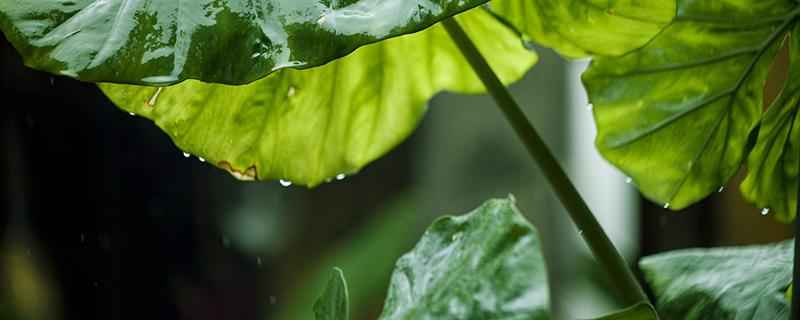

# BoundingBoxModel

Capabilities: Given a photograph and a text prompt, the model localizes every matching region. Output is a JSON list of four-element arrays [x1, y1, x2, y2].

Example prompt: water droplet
[[451, 232, 462, 241], [761, 208, 770, 215], [128, 112, 135, 116], [257, 256, 262, 266], [279, 179, 292, 187], [49, 77, 54, 86], [147, 87, 164, 106], [578, 230, 583, 235], [325, 178, 333, 183], [663, 203, 670, 209], [198, 157, 206, 163], [182, 152, 190, 158], [286, 86, 296, 97], [80, 233, 85, 243], [717, 186, 725, 193], [586, 103, 594, 111], [336, 173, 346, 180], [625, 177, 632, 184], [269, 295, 277, 305], [93, 281, 99, 287]]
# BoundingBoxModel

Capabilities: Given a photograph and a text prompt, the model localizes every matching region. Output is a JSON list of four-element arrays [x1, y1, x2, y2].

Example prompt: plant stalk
[[793, 154, 800, 320], [442, 17, 649, 306]]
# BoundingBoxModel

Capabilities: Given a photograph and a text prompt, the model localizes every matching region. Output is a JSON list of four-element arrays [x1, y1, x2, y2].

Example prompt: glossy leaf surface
[[640, 241, 792, 319], [0, 0, 489, 85], [314, 268, 349, 320], [741, 24, 800, 222], [585, 0, 800, 211], [100, 11, 536, 186], [488, 0, 675, 58], [377, 197, 549, 320], [587, 303, 658, 320]]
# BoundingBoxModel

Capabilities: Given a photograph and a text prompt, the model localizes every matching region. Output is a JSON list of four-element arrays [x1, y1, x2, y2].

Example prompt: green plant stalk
[[442, 17, 649, 306]]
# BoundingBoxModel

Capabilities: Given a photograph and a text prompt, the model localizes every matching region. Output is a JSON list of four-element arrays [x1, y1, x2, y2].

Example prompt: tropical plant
[[1, 0, 798, 319]]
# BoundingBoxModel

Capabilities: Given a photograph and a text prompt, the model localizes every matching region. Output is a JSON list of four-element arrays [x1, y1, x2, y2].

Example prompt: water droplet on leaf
[[182, 152, 190, 158], [761, 208, 770, 215], [663, 203, 670, 209], [625, 177, 632, 184], [336, 173, 346, 180], [279, 179, 292, 187], [586, 103, 594, 111], [198, 157, 206, 163], [718, 186, 724, 193]]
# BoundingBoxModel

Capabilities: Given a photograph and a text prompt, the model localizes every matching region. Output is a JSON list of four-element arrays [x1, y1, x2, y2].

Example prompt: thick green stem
[[442, 17, 649, 306]]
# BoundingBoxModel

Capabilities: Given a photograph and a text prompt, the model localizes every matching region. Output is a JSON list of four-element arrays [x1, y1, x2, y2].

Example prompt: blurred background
[[0, 30, 793, 319]]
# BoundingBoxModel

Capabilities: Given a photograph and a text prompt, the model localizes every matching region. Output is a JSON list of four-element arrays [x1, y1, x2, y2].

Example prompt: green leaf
[[314, 267, 349, 320], [99, 10, 536, 186], [640, 240, 793, 320], [377, 197, 550, 320], [584, 0, 800, 211], [585, 303, 658, 320], [0, 0, 490, 85], [741, 24, 800, 222], [487, 0, 676, 58]]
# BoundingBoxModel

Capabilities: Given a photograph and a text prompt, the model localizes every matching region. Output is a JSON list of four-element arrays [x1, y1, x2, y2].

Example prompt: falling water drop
[[279, 179, 292, 187], [761, 208, 770, 215], [269, 295, 277, 305], [50, 77, 54, 86], [182, 152, 190, 158], [198, 157, 206, 163], [336, 173, 346, 180], [148, 87, 164, 106], [625, 177, 632, 184], [80, 233, 85, 243], [663, 203, 670, 209], [257, 256, 262, 266]]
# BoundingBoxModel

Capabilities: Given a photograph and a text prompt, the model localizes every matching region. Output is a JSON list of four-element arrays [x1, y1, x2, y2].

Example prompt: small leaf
[[99, 10, 536, 186], [487, 0, 676, 58], [0, 0, 491, 85], [640, 240, 793, 319], [740, 24, 800, 222], [585, 0, 800, 211], [584, 302, 658, 320], [377, 197, 550, 320], [314, 267, 349, 320]]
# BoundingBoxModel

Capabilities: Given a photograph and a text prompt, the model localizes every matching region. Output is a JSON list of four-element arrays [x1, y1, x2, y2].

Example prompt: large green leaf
[[314, 268, 349, 320], [487, 0, 676, 58], [99, 10, 536, 186], [584, 0, 800, 211], [377, 197, 549, 320], [741, 24, 800, 222], [640, 241, 793, 319], [0, 0, 492, 85]]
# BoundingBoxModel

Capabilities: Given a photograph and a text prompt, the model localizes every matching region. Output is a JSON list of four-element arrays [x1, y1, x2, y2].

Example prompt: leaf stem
[[441, 17, 649, 306]]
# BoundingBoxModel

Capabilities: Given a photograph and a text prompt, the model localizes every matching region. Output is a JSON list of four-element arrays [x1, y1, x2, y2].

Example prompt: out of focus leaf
[[99, 10, 536, 186], [378, 197, 549, 320], [586, 302, 658, 320], [640, 240, 792, 319], [585, 0, 799, 213], [314, 268, 349, 320]]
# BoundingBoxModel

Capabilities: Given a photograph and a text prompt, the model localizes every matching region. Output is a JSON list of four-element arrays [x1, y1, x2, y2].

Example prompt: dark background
[[0, 29, 793, 320]]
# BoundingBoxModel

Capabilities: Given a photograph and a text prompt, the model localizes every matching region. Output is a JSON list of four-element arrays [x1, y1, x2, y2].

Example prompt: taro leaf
[[99, 10, 536, 186], [486, 0, 676, 58], [741, 23, 800, 222], [640, 240, 793, 320], [584, 0, 800, 211], [314, 268, 349, 320], [585, 303, 658, 320], [377, 197, 549, 320], [0, 0, 492, 85]]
